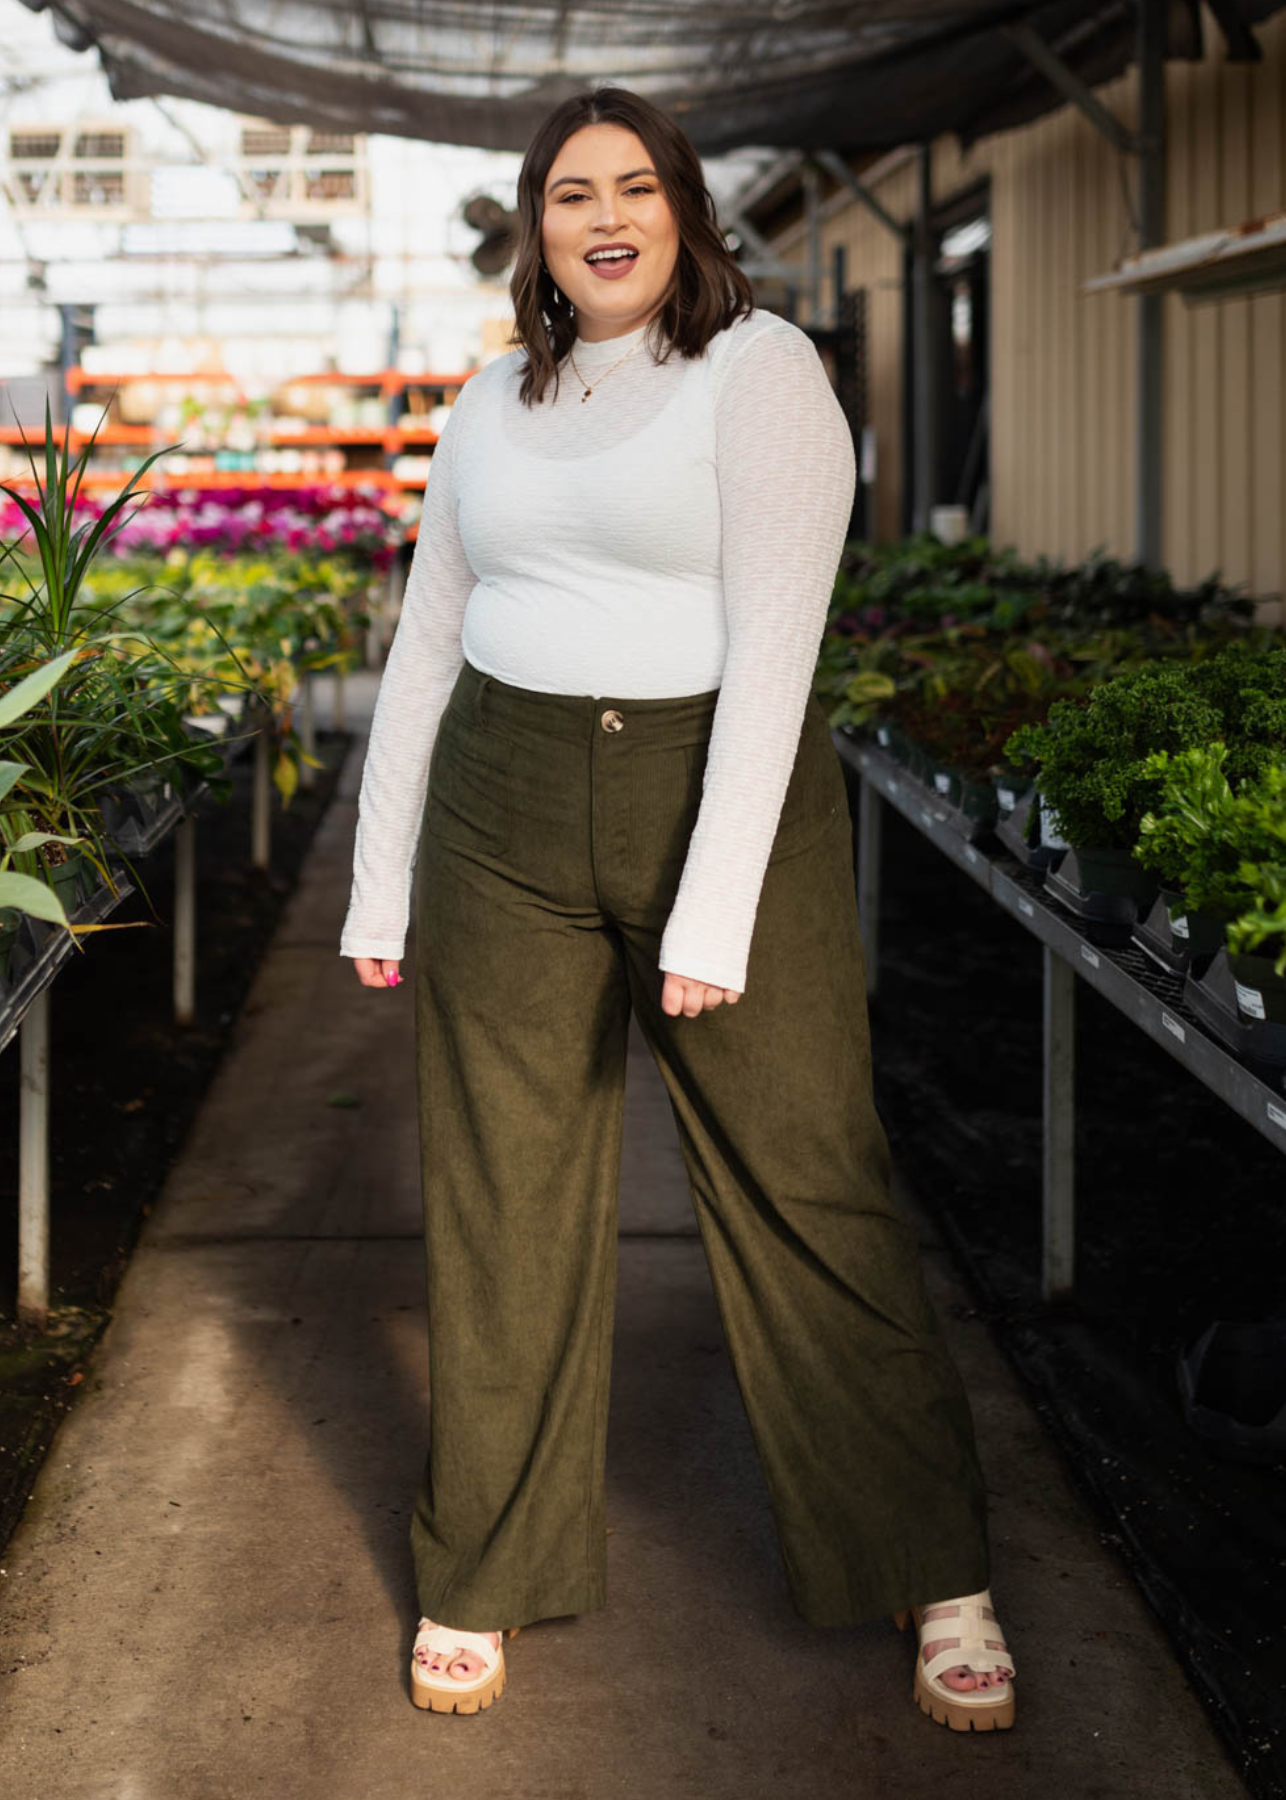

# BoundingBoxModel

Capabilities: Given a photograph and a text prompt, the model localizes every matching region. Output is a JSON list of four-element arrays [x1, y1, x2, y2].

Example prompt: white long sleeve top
[[339, 304, 856, 994]]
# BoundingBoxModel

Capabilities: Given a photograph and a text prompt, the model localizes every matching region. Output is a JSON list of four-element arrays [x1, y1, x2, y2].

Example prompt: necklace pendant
[[581, 386, 592, 402]]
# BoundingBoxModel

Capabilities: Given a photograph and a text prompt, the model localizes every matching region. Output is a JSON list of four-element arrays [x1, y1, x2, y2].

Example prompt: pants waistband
[[451, 658, 723, 750]]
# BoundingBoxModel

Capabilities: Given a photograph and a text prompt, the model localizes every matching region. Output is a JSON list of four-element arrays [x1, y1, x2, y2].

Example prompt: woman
[[340, 84, 1015, 1733]]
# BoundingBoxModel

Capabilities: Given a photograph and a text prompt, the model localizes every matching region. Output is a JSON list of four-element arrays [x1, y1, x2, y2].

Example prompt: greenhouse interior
[[2, 2, 1286, 1795]]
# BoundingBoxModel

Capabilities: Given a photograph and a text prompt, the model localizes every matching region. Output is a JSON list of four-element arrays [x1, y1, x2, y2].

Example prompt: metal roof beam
[[1205, 0, 1263, 59], [806, 149, 911, 248], [1000, 20, 1142, 156], [724, 208, 797, 283]]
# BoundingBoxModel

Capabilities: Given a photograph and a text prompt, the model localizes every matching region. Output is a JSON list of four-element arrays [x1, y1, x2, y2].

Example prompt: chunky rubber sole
[[409, 1626, 520, 1714], [912, 1662, 1015, 1731], [894, 1608, 1015, 1732]]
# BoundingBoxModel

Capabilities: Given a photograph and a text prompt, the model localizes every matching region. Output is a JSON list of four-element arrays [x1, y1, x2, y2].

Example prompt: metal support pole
[[299, 670, 316, 793], [911, 144, 937, 534], [857, 774, 883, 997], [364, 596, 382, 670], [801, 158, 822, 325], [1041, 946, 1076, 1302], [173, 813, 196, 1025], [1136, 0, 1166, 569], [334, 668, 346, 734], [252, 713, 271, 872], [18, 987, 50, 1329], [384, 552, 405, 657]]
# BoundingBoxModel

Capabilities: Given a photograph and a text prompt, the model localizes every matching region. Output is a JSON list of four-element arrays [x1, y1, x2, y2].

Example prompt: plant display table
[[837, 732, 1286, 1303]]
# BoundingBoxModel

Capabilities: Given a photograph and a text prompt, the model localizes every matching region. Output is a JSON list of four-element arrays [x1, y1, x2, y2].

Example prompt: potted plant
[[1, 404, 228, 919], [1134, 747, 1286, 1052], [1132, 743, 1245, 972], [1005, 660, 1228, 942], [0, 645, 84, 984]]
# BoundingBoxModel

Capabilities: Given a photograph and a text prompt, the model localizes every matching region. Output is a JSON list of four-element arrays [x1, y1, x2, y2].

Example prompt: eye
[[558, 185, 655, 203]]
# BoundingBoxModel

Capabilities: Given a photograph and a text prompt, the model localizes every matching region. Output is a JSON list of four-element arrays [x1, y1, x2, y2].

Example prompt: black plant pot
[[1227, 950, 1286, 1026], [1177, 1315, 1286, 1464], [872, 721, 907, 762], [992, 770, 1032, 820], [994, 787, 1066, 875], [43, 850, 93, 916], [922, 761, 999, 843], [0, 908, 39, 994], [0, 906, 20, 985], [1043, 845, 1159, 947], [1184, 948, 1286, 1070], [1133, 888, 1227, 976]]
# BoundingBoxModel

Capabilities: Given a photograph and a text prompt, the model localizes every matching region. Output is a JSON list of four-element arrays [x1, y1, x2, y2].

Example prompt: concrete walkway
[[0, 677, 1243, 1799]]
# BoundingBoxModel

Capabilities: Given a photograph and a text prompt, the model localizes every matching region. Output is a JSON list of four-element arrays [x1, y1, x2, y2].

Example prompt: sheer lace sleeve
[[657, 320, 856, 993], [338, 378, 479, 960]]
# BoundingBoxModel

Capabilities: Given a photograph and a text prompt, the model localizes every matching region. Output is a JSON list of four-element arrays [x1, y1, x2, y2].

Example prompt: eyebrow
[[547, 167, 657, 192]]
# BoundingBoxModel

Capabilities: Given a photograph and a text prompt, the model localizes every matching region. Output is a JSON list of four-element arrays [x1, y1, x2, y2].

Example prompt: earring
[[541, 258, 573, 316]]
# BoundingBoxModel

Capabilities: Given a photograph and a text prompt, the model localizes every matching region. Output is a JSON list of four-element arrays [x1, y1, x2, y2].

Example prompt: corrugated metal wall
[[764, 6, 1286, 598]]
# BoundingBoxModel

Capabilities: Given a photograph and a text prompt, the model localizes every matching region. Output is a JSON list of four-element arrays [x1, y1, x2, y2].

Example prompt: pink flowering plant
[[0, 483, 400, 567], [4, 477, 400, 803]]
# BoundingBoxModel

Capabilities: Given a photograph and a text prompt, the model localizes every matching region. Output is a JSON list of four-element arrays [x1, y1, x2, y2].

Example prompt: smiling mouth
[[584, 249, 639, 265]]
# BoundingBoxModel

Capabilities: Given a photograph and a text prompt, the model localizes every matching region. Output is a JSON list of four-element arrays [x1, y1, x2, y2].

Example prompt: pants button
[[600, 708, 625, 733]]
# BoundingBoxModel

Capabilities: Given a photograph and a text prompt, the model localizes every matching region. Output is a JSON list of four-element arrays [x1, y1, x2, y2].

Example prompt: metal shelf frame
[[1, 689, 307, 1328], [834, 732, 1286, 1302]]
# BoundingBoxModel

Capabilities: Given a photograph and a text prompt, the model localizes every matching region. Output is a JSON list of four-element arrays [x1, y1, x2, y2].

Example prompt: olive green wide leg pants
[[408, 658, 990, 1632]]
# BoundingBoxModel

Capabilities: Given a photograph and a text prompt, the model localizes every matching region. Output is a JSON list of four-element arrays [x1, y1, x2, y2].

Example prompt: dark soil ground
[[0, 729, 350, 1551], [851, 767, 1286, 1800]]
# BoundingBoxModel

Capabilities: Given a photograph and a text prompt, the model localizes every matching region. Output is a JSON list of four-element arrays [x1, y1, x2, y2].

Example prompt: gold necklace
[[567, 334, 644, 403]]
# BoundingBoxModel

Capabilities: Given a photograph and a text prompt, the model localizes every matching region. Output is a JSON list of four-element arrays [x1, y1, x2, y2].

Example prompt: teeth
[[587, 249, 637, 262]]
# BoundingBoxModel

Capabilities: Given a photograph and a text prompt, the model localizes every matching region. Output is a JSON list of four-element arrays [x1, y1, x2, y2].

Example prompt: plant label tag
[[1161, 1011, 1185, 1043], [997, 787, 1016, 812], [1235, 981, 1266, 1020], [919, 809, 938, 831], [963, 845, 980, 866], [1268, 1101, 1286, 1133], [1080, 944, 1100, 969], [1171, 914, 1190, 940], [1038, 806, 1070, 850], [1017, 896, 1035, 919], [876, 725, 891, 747], [933, 772, 952, 796]]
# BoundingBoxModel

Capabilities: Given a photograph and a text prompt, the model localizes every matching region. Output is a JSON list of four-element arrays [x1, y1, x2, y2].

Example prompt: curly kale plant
[[1005, 660, 1224, 850]]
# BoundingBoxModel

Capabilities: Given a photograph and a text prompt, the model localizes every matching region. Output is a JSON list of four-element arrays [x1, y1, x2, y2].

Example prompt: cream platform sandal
[[892, 1589, 1016, 1732], [410, 1619, 521, 1714]]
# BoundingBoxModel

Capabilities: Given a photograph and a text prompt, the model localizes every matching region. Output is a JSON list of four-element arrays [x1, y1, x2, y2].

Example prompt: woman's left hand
[[660, 972, 742, 1018]]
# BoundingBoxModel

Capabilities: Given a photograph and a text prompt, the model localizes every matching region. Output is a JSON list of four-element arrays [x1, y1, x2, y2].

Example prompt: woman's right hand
[[353, 957, 402, 989]]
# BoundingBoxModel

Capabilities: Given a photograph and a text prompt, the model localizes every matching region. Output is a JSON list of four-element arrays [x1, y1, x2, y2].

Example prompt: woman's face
[[540, 123, 679, 343]]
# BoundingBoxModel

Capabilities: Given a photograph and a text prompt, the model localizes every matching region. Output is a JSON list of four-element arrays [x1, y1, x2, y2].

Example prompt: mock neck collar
[[568, 316, 654, 363]]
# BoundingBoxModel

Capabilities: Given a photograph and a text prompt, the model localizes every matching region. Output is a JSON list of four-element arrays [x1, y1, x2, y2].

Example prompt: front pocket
[[425, 707, 512, 859]]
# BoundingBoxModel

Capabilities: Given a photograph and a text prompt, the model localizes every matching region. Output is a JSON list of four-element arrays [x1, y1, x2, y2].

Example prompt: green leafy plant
[[1136, 745, 1286, 971], [1006, 660, 1229, 850], [0, 645, 84, 933], [0, 404, 228, 901]]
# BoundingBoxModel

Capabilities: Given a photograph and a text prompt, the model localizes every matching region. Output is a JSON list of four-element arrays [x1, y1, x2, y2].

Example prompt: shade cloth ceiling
[[16, 0, 1286, 157]]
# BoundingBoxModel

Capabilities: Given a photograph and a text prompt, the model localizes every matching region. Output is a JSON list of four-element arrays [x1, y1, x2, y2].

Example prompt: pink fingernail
[[387, 971, 400, 987]]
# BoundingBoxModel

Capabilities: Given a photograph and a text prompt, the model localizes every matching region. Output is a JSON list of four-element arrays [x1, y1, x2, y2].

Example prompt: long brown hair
[[509, 86, 755, 407]]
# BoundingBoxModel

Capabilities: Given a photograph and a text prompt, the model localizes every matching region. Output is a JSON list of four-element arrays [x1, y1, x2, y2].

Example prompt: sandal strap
[[915, 1591, 1015, 1682], [923, 1641, 1014, 1683], [412, 1621, 503, 1674]]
